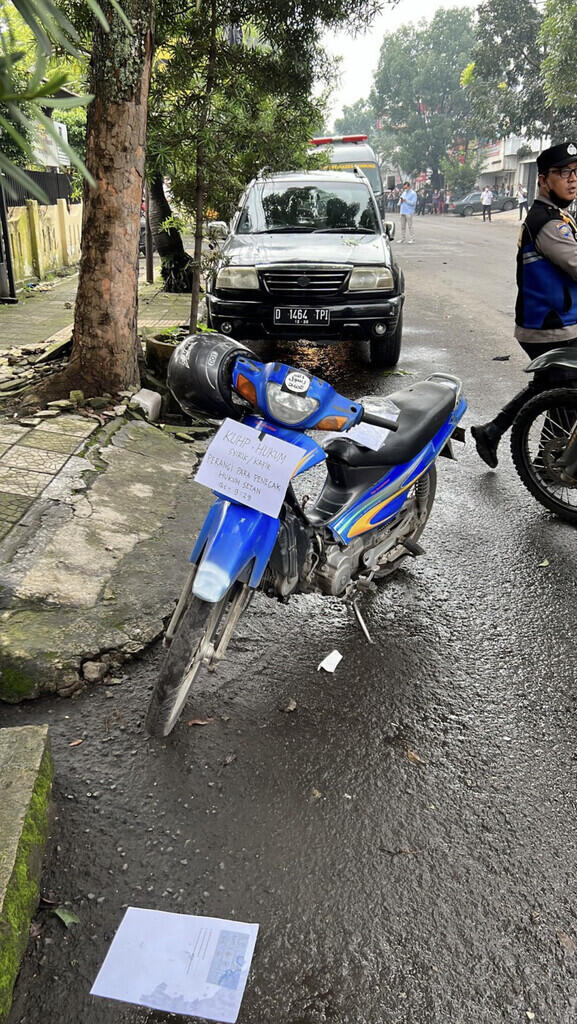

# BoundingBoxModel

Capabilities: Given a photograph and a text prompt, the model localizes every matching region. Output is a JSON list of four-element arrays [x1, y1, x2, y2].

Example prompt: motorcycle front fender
[[190, 497, 280, 603]]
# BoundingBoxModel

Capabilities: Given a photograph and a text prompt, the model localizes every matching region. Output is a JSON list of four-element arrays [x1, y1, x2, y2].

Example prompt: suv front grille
[[261, 266, 349, 295]]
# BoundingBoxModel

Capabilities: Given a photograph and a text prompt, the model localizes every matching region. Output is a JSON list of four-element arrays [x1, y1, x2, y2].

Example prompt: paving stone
[[0, 425, 30, 444], [0, 492, 34, 522], [0, 466, 52, 497], [0, 445, 9, 457], [14, 430, 85, 455], [0, 519, 14, 540], [0, 447, 70, 474], [34, 417, 97, 438]]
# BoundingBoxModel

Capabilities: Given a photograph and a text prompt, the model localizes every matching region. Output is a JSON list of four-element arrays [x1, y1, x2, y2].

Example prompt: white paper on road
[[317, 649, 343, 672], [90, 907, 259, 1023], [323, 422, 391, 451], [195, 417, 305, 517]]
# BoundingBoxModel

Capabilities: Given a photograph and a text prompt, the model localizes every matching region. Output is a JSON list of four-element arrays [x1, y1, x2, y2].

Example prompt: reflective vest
[[515, 201, 577, 331]]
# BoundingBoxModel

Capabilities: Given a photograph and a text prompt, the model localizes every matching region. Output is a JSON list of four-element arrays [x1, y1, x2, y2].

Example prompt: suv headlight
[[216, 266, 259, 290], [265, 382, 319, 425], [348, 267, 394, 291]]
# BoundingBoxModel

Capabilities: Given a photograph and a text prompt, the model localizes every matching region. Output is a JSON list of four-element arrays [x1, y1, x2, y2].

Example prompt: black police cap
[[537, 142, 577, 174]]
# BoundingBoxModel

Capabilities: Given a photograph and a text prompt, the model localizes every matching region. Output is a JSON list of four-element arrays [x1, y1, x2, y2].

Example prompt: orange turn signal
[[235, 374, 257, 406], [316, 416, 348, 431]]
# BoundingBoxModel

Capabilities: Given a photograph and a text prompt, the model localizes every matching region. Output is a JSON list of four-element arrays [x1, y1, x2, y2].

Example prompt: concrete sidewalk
[[0, 270, 213, 699], [0, 271, 193, 352]]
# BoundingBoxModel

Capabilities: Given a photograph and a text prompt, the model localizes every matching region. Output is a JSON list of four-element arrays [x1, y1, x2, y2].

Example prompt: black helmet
[[167, 334, 254, 419]]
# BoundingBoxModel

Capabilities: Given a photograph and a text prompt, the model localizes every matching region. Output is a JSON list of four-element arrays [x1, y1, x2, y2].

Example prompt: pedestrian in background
[[517, 183, 528, 220], [399, 181, 417, 243], [471, 141, 577, 468], [481, 186, 493, 222]]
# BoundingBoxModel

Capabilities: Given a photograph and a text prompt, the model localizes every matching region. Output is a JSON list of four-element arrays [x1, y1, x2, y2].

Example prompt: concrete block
[[0, 726, 53, 1020]]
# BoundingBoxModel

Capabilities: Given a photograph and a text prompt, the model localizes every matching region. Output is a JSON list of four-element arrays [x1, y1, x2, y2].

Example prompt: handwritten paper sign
[[91, 907, 259, 1023], [195, 418, 304, 518]]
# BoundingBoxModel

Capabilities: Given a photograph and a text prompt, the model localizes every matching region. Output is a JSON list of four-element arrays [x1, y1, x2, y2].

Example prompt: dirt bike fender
[[190, 497, 280, 602]]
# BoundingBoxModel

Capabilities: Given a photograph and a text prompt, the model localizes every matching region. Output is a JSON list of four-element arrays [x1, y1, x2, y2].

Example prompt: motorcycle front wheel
[[145, 580, 251, 737], [511, 388, 577, 524]]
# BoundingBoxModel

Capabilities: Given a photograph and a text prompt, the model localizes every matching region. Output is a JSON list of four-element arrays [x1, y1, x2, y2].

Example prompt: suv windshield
[[237, 179, 379, 235]]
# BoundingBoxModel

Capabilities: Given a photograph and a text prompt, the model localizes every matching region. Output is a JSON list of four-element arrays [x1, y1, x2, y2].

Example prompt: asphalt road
[[4, 211, 577, 1024]]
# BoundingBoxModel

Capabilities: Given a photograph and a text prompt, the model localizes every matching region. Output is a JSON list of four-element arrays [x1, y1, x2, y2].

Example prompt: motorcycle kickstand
[[352, 598, 375, 645], [344, 577, 376, 644]]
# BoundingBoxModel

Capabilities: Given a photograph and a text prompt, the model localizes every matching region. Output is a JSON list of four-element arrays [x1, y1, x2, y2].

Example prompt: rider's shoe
[[471, 422, 501, 469]]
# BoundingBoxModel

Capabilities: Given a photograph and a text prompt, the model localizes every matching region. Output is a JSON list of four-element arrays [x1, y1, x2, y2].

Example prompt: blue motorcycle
[[145, 335, 467, 736]]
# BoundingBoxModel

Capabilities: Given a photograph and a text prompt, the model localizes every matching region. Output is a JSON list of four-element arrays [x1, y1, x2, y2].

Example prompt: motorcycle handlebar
[[361, 408, 399, 432]]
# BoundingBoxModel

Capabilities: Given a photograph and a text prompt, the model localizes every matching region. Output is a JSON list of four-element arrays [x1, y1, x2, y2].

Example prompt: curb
[[0, 725, 53, 1021]]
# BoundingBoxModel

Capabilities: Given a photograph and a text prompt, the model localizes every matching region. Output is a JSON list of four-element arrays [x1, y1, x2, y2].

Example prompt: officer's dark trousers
[[491, 338, 577, 436]]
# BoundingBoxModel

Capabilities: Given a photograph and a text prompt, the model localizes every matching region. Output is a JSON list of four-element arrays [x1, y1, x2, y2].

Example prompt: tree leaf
[[53, 907, 80, 927]]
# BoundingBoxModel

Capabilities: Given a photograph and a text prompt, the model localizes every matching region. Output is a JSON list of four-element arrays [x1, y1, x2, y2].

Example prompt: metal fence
[[2, 170, 72, 207]]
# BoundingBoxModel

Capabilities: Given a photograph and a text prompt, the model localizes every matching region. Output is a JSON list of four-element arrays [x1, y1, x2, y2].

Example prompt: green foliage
[[440, 149, 483, 196], [147, 2, 341, 223], [333, 96, 396, 163], [540, 0, 577, 110], [0, 0, 127, 201], [334, 98, 375, 138], [370, 8, 476, 179], [468, 0, 577, 141]]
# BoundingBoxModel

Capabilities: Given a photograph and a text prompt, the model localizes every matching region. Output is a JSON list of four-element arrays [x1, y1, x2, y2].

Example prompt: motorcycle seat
[[324, 381, 455, 467]]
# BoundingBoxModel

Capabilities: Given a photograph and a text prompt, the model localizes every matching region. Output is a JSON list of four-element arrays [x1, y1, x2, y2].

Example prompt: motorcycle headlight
[[348, 266, 394, 291], [216, 266, 260, 290], [265, 382, 320, 425]]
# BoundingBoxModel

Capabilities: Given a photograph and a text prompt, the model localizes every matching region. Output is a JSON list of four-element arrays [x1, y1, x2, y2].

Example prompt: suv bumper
[[207, 293, 404, 341]]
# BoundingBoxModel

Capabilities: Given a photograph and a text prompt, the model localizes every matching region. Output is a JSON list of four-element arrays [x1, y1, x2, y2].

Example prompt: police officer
[[471, 141, 577, 467]]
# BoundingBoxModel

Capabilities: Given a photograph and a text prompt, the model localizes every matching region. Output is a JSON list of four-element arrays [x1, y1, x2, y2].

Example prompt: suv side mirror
[[207, 221, 229, 241], [385, 221, 395, 240]]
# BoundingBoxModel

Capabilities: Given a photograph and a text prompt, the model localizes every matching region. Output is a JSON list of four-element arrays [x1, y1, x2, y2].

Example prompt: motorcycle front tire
[[510, 387, 577, 524], [146, 582, 246, 737]]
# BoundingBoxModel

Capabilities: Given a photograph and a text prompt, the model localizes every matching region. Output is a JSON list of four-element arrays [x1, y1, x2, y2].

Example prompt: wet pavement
[[3, 213, 577, 1023]]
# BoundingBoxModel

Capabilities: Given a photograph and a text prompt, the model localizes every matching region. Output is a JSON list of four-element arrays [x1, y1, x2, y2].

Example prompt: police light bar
[[310, 134, 368, 145]]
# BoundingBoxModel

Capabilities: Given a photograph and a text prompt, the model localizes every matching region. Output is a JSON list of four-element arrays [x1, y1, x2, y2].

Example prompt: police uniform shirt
[[514, 196, 577, 346]]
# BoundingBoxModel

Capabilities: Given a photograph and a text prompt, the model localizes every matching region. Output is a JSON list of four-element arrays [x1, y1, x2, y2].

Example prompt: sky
[[324, 0, 478, 126]]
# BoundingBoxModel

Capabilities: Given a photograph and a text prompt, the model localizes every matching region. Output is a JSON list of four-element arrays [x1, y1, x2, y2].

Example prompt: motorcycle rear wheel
[[511, 388, 577, 524], [145, 581, 251, 737], [373, 465, 437, 578]]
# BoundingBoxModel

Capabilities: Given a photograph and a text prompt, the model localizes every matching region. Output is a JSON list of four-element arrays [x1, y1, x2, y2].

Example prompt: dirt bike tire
[[510, 388, 577, 525], [374, 464, 437, 578], [145, 583, 244, 737]]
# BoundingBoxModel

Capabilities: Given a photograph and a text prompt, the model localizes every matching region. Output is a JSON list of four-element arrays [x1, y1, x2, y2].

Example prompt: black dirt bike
[[511, 346, 577, 523]]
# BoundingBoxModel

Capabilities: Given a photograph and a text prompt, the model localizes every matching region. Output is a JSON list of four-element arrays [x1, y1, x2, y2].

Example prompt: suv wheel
[[463, 206, 474, 217], [502, 199, 513, 211], [369, 311, 402, 368]]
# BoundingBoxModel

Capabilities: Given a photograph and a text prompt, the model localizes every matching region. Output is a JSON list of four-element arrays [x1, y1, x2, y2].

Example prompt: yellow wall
[[6, 201, 82, 285]]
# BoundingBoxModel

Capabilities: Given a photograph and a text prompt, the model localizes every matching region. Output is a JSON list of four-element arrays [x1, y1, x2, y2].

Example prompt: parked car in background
[[449, 191, 517, 216], [206, 168, 405, 367]]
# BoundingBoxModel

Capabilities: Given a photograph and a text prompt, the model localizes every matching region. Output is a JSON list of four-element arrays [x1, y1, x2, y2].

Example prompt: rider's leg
[[471, 340, 573, 468]]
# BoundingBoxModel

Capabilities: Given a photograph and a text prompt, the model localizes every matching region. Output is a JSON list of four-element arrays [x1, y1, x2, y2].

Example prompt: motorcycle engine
[[314, 535, 377, 596]]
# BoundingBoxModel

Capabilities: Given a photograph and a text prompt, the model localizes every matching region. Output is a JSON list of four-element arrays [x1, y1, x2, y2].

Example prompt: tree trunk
[[189, 0, 217, 332], [58, 0, 155, 398], [189, 151, 204, 332], [148, 173, 192, 293]]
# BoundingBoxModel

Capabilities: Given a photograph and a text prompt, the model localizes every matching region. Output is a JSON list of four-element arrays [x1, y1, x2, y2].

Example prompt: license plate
[[273, 307, 330, 326]]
